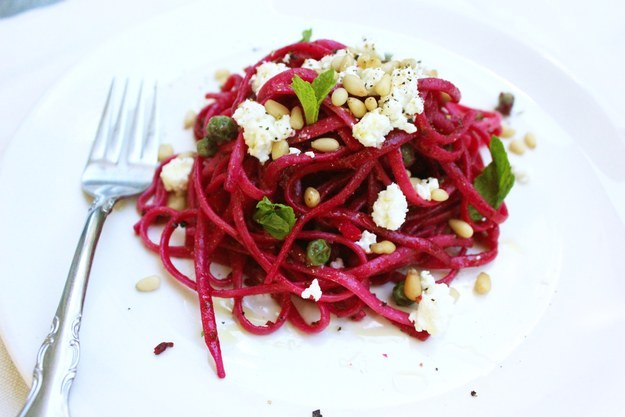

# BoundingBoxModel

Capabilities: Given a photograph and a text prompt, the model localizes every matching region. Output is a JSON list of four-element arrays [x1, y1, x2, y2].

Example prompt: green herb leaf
[[306, 239, 331, 266], [291, 69, 336, 125], [253, 196, 296, 240], [301, 28, 312, 42], [470, 136, 515, 220], [392, 281, 414, 306], [291, 75, 318, 125], [312, 69, 336, 107]]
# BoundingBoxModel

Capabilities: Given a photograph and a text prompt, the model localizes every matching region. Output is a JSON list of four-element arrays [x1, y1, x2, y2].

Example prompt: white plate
[[1, 2, 625, 416]]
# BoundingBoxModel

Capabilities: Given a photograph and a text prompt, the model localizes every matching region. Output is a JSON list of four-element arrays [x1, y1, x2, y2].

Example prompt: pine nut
[[332, 54, 354, 72], [449, 218, 473, 238], [311, 138, 340, 153], [136, 275, 161, 292], [500, 125, 515, 138], [214, 68, 230, 85], [167, 193, 186, 210], [331, 54, 345, 71], [342, 74, 368, 97], [183, 110, 197, 129], [431, 188, 449, 202], [364, 97, 378, 111], [474, 272, 492, 294], [178, 151, 195, 159], [158, 144, 174, 162], [290, 106, 304, 129], [381, 61, 398, 74], [403, 269, 422, 301], [331, 88, 348, 107], [357, 54, 382, 69], [374, 74, 392, 96], [339, 55, 355, 72], [400, 58, 418, 69], [449, 286, 460, 302], [304, 187, 321, 208], [347, 98, 367, 118], [370, 240, 396, 254], [425, 68, 439, 77], [524, 132, 537, 149], [271, 140, 289, 160], [508, 139, 526, 155], [264, 99, 289, 119]]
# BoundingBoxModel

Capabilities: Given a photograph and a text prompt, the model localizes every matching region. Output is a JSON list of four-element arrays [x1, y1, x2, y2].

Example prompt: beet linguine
[[134, 35, 513, 378]]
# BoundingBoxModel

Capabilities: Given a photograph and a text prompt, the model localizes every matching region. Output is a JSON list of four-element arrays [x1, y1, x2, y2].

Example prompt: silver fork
[[17, 79, 159, 417]]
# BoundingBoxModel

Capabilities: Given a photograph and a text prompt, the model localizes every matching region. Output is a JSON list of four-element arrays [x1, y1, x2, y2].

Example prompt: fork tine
[[140, 82, 159, 165], [123, 80, 146, 164], [88, 79, 117, 162], [105, 78, 130, 164]]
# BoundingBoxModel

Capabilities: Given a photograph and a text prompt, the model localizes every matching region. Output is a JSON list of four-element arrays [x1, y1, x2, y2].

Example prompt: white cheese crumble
[[411, 177, 440, 201], [372, 183, 408, 230], [360, 67, 385, 90], [160, 155, 194, 193], [329, 257, 345, 269], [379, 66, 424, 134], [304, 151, 315, 158], [301, 278, 322, 301], [232, 100, 294, 164], [302, 49, 350, 74], [352, 108, 393, 148], [355, 230, 377, 254], [288, 147, 301, 155], [338, 64, 360, 83], [250, 62, 288, 94], [408, 270, 455, 336], [300, 50, 363, 83]]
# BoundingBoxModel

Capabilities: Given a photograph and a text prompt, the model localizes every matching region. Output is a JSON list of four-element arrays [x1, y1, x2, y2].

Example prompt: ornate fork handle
[[18, 195, 116, 417]]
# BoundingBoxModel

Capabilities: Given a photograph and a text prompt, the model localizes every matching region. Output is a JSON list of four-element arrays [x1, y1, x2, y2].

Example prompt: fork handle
[[17, 195, 116, 417]]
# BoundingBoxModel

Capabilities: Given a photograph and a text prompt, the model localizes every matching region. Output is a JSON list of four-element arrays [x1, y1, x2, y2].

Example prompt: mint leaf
[[470, 136, 515, 220], [292, 75, 318, 125], [301, 28, 312, 42], [253, 196, 296, 240], [292, 70, 336, 125], [312, 69, 336, 107]]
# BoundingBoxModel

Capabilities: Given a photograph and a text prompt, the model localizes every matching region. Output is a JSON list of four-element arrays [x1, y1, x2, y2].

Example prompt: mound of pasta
[[135, 33, 514, 378]]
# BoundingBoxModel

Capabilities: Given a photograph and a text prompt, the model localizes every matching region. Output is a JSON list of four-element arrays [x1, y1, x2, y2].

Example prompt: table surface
[[0, 0, 623, 416]]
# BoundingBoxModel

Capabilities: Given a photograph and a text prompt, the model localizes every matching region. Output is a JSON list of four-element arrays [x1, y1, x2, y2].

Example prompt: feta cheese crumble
[[288, 147, 301, 155], [411, 177, 439, 201], [232, 100, 294, 164], [302, 49, 350, 74], [360, 67, 385, 90], [408, 271, 455, 336], [250, 62, 288, 94], [329, 257, 345, 269], [355, 230, 377, 254], [304, 151, 315, 158], [352, 108, 393, 148], [372, 183, 408, 230], [160, 155, 194, 193], [379, 66, 424, 134], [301, 278, 322, 301]]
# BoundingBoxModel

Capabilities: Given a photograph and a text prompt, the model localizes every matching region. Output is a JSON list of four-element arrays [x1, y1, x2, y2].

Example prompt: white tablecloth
[[1, 0, 623, 415]]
